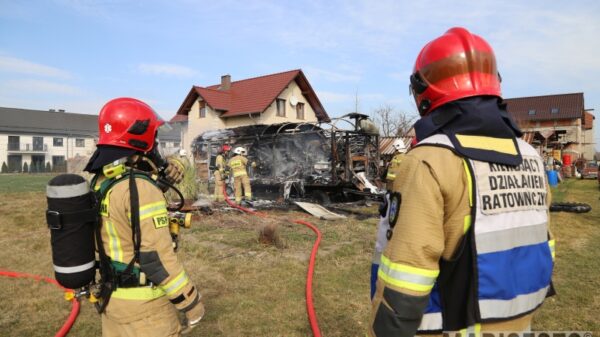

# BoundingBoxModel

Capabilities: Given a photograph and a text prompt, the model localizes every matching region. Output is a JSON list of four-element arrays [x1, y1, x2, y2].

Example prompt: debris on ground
[[294, 201, 347, 220]]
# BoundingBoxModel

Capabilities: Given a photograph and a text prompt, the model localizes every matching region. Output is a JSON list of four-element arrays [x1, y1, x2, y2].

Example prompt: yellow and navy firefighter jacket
[[228, 155, 249, 177], [95, 174, 200, 316], [370, 134, 554, 336]]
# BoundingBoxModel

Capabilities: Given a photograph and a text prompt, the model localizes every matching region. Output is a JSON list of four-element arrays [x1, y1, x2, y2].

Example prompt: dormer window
[[528, 109, 536, 115], [551, 107, 559, 114]]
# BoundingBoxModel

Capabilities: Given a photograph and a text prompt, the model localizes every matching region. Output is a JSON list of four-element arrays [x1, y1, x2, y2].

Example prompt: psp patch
[[387, 192, 402, 236], [153, 214, 169, 229]]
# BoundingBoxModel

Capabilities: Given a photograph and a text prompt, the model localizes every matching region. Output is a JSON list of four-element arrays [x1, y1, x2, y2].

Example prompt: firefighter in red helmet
[[369, 28, 554, 336], [84, 98, 205, 336], [213, 144, 231, 202]]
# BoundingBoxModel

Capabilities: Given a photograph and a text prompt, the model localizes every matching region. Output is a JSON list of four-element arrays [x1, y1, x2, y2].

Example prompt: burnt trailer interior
[[191, 113, 383, 203]]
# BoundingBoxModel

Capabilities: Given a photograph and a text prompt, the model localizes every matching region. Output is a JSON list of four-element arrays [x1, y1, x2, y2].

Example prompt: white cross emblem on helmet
[[104, 123, 112, 134]]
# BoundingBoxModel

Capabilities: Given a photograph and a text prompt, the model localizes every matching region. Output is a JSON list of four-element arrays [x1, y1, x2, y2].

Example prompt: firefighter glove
[[164, 158, 185, 185]]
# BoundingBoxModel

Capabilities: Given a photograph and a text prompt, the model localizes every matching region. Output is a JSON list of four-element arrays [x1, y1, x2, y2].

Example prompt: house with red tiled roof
[[171, 69, 329, 155], [505, 92, 595, 161]]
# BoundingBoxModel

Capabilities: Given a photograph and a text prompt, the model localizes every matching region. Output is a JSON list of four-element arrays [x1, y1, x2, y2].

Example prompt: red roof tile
[[169, 114, 188, 123], [172, 69, 329, 122], [504, 93, 584, 122]]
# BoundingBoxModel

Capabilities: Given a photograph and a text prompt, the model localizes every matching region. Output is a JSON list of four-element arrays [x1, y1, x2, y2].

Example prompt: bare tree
[[371, 104, 417, 137]]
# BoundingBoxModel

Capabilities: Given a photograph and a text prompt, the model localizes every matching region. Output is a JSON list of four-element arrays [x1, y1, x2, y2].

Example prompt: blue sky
[[1, 0, 599, 149]]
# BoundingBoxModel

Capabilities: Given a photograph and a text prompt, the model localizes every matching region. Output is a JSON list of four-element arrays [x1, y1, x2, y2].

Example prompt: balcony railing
[[7, 143, 48, 152]]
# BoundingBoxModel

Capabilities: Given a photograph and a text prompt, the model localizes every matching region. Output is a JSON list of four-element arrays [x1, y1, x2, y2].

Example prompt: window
[[8, 136, 19, 151], [53, 137, 63, 147], [52, 156, 65, 172], [174, 142, 180, 148], [199, 102, 206, 118], [528, 109, 536, 115], [161, 142, 167, 149], [551, 107, 559, 114], [296, 102, 305, 120], [33, 136, 43, 151], [76, 138, 85, 147], [276, 98, 286, 117]]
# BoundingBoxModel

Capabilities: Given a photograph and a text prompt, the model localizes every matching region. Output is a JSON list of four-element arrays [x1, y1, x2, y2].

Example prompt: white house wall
[[0, 133, 96, 171]]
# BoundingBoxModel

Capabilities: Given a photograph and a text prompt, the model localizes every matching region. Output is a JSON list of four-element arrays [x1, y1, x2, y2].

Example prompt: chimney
[[220, 74, 231, 90], [58, 109, 65, 113]]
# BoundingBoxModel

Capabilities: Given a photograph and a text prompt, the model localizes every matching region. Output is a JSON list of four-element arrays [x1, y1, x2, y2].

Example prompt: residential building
[[0, 107, 181, 173], [505, 93, 595, 160], [170, 69, 330, 156], [0, 107, 97, 172]]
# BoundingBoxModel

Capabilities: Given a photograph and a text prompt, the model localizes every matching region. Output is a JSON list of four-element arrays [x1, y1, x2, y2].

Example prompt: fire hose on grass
[[222, 184, 323, 337], [0, 269, 79, 337]]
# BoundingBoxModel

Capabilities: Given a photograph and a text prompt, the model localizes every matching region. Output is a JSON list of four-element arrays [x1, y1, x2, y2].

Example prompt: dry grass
[[0, 174, 598, 336]]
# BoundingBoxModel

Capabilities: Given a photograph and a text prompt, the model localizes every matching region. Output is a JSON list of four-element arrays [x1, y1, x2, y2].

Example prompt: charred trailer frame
[[191, 114, 383, 203]]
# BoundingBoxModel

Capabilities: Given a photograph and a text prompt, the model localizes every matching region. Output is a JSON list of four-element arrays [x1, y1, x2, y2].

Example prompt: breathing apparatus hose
[[0, 269, 79, 337], [221, 185, 322, 337]]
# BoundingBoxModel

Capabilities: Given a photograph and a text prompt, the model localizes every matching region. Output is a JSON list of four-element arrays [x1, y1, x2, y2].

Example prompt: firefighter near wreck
[[213, 144, 231, 202], [46, 97, 204, 337], [369, 27, 555, 336], [228, 146, 256, 204]]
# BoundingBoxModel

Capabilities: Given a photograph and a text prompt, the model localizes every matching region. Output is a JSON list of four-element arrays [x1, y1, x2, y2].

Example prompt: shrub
[[46, 162, 52, 172], [1, 162, 7, 173], [23, 162, 29, 173]]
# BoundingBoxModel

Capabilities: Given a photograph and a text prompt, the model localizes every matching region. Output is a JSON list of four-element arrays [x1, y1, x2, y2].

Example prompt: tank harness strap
[[92, 173, 115, 314], [92, 171, 151, 313]]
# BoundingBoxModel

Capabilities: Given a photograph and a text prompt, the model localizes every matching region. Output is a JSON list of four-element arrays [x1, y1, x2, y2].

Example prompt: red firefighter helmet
[[97, 97, 164, 152], [222, 144, 231, 152], [410, 27, 502, 115]]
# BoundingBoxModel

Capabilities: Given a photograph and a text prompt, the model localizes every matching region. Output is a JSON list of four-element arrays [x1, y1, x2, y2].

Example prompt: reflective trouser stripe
[[161, 271, 189, 297], [549, 239, 555, 260], [479, 285, 549, 319], [417, 312, 443, 331], [378, 255, 439, 292], [105, 219, 123, 262], [460, 323, 482, 337], [386, 172, 396, 180], [111, 286, 166, 300]]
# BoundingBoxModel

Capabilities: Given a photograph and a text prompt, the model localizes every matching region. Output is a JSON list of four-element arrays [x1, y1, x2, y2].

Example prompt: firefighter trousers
[[213, 171, 226, 202], [234, 174, 251, 203], [102, 296, 181, 337]]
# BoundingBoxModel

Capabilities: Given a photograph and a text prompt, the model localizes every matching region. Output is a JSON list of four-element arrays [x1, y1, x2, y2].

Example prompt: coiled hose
[[0, 269, 79, 337], [222, 184, 322, 337]]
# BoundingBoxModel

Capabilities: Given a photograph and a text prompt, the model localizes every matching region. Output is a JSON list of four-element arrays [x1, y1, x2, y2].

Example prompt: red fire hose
[[0, 269, 79, 337], [222, 184, 322, 337]]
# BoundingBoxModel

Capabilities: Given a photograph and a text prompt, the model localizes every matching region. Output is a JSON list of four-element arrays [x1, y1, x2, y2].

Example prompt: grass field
[[0, 174, 598, 336]]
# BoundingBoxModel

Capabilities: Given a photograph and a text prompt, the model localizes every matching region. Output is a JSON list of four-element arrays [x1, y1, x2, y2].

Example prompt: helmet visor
[[418, 50, 498, 87]]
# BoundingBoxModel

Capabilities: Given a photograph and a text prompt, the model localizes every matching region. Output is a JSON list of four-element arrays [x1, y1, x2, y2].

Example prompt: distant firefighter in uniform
[[369, 27, 554, 336], [213, 144, 231, 202], [385, 139, 408, 189], [227, 147, 255, 204]]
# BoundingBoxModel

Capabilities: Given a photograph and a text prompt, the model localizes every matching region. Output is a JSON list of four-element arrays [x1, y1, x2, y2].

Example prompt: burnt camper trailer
[[191, 113, 382, 202]]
